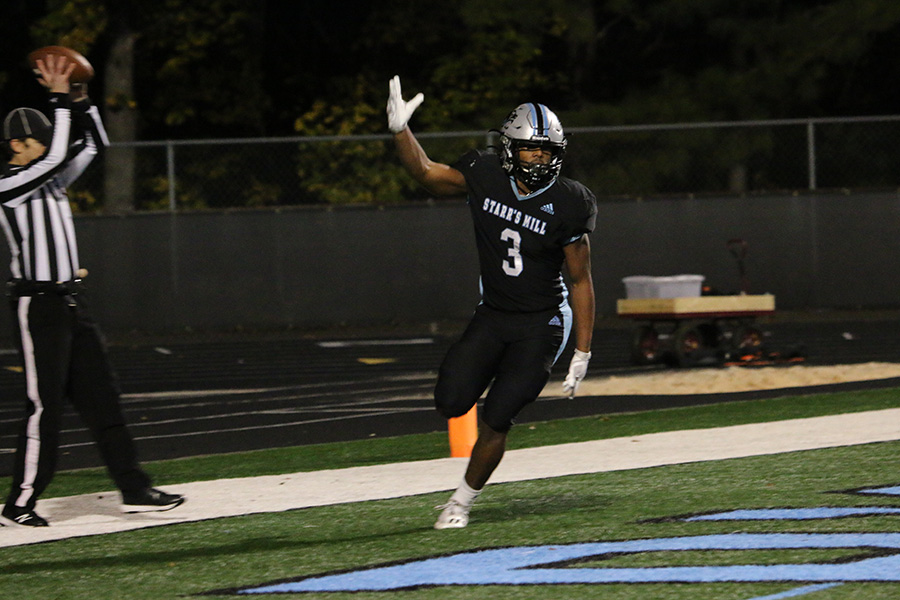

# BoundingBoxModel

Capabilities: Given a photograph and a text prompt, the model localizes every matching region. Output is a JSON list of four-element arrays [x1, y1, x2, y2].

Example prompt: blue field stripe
[[745, 582, 843, 600]]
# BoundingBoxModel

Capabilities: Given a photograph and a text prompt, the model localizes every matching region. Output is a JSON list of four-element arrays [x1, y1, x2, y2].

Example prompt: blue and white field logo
[[211, 485, 900, 596]]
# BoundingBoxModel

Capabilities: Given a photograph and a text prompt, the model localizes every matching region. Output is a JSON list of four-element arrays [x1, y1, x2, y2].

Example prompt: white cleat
[[434, 500, 469, 529]]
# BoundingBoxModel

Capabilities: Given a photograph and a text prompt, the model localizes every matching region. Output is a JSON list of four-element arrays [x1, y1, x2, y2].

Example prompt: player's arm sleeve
[[561, 187, 598, 246], [449, 149, 486, 188], [450, 149, 479, 172]]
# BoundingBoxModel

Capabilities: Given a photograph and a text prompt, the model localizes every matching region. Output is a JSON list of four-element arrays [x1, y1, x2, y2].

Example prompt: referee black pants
[[4, 293, 151, 513]]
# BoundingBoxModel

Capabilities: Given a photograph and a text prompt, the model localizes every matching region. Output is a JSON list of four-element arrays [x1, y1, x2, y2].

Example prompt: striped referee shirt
[[0, 94, 108, 283]]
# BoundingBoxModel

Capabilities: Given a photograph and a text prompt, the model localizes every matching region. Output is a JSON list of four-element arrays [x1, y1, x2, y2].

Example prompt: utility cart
[[617, 294, 776, 367]]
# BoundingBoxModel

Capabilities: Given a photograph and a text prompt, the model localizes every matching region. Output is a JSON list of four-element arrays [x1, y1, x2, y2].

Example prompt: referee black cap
[[3, 108, 52, 145]]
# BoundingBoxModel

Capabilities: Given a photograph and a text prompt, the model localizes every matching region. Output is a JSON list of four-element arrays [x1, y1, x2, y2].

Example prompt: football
[[27, 45, 94, 84]]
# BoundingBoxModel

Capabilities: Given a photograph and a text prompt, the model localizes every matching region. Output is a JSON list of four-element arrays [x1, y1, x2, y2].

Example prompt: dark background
[[4, 2, 900, 145]]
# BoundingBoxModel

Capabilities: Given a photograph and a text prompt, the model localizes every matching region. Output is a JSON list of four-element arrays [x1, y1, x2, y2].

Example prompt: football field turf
[[1, 386, 899, 599]]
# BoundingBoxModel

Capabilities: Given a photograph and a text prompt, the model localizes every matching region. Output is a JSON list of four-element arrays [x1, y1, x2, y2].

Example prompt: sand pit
[[567, 362, 900, 396]]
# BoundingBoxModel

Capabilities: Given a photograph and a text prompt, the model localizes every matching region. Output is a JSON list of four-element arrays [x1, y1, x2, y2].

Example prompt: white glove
[[387, 75, 424, 134], [563, 349, 591, 398]]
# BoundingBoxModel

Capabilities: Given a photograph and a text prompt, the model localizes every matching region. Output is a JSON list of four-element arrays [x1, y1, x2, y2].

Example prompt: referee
[[0, 54, 183, 527]]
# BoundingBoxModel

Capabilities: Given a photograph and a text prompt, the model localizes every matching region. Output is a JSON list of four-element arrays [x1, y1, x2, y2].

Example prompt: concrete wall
[[1, 192, 898, 339], [597, 192, 900, 310]]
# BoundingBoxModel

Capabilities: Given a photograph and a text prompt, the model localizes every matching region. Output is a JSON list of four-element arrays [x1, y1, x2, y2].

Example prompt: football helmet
[[499, 103, 567, 189]]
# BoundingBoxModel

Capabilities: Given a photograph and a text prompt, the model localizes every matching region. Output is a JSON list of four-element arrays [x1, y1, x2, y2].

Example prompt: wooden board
[[617, 294, 775, 318]]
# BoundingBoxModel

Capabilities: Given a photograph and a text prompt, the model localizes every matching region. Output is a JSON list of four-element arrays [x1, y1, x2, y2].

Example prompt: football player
[[387, 76, 598, 529]]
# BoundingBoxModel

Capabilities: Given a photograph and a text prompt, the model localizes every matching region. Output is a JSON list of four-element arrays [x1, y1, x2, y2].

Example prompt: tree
[[289, 0, 596, 203], [570, 0, 900, 195], [581, 0, 900, 121], [6, 1, 900, 207], [19, 0, 269, 210]]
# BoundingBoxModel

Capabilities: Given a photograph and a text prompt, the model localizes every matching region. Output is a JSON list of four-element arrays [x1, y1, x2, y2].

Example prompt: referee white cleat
[[434, 500, 469, 529], [121, 487, 185, 513]]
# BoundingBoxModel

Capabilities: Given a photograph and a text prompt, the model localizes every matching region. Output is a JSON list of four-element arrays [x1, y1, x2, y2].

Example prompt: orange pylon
[[448, 405, 478, 457]]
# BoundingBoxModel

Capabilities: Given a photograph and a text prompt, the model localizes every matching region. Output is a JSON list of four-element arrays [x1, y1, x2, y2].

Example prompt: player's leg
[[473, 320, 563, 480], [434, 310, 505, 419], [464, 421, 507, 489], [434, 419, 506, 530], [2, 297, 71, 527], [435, 311, 565, 530], [433, 310, 508, 529]]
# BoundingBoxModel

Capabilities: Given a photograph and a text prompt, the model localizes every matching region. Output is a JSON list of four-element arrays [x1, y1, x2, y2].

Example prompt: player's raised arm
[[387, 76, 466, 197]]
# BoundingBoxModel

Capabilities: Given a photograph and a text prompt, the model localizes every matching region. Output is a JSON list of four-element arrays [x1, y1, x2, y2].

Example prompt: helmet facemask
[[500, 137, 566, 189], [498, 103, 567, 190]]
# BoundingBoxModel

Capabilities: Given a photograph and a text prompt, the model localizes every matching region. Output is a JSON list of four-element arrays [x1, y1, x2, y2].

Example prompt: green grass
[[1, 386, 899, 599], [17, 384, 900, 499]]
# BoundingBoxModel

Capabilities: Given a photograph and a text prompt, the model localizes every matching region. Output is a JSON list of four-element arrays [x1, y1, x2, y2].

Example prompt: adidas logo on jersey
[[540, 203, 555, 215], [548, 315, 562, 327]]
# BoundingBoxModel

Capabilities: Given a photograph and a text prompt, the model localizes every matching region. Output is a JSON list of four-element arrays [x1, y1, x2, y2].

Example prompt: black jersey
[[452, 149, 597, 313]]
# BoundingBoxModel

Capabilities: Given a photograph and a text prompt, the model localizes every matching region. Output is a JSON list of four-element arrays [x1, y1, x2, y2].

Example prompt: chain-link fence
[[566, 116, 900, 199], [67, 115, 900, 213]]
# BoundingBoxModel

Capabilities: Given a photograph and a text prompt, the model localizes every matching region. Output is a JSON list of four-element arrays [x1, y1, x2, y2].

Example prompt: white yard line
[[1, 408, 898, 548]]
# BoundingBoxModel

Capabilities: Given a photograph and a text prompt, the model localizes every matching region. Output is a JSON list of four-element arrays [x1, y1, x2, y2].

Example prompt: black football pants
[[4, 293, 151, 513], [434, 304, 570, 432]]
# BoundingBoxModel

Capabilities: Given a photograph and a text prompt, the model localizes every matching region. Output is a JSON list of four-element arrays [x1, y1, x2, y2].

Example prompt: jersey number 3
[[501, 228, 523, 277]]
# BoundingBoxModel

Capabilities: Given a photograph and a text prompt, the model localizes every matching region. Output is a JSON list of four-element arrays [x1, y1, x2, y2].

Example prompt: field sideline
[[1, 407, 899, 549], [2, 383, 900, 599]]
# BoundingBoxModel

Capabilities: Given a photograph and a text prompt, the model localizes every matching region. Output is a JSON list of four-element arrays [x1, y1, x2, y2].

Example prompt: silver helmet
[[499, 103, 567, 189]]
